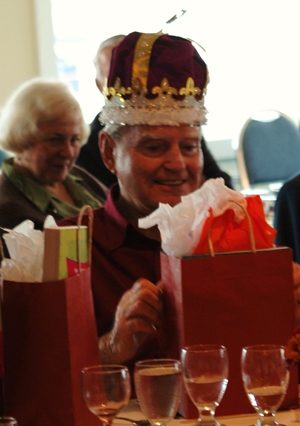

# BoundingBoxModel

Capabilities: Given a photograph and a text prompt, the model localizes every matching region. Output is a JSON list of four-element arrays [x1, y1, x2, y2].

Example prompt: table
[[114, 399, 300, 426]]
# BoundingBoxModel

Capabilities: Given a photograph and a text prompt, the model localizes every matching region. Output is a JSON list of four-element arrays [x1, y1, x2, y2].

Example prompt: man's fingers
[[128, 279, 164, 319], [126, 317, 158, 335], [128, 299, 162, 327], [132, 278, 163, 299]]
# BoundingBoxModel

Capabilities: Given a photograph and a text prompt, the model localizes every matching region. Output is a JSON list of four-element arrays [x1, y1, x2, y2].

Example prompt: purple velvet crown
[[101, 32, 209, 126], [108, 32, 208, 99]]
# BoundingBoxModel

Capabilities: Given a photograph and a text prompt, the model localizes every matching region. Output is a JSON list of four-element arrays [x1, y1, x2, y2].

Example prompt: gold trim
[[152, 78, 178, 96], [132, 33, 162, 89], [179, 77, 201, 97]]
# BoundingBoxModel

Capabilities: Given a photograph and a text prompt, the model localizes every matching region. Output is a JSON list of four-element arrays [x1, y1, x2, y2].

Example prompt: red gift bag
[[1, 206, 100, 426], [160, 202, 298, 418]]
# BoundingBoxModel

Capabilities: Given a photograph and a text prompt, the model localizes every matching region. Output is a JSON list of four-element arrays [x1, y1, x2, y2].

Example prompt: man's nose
[[164, 146, 185, 170]]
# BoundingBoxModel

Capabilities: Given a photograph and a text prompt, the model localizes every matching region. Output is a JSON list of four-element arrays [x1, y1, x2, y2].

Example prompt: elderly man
[[76, 34, 233, 189], [61, 31, 208, 368], [60, 31, 300, 369]]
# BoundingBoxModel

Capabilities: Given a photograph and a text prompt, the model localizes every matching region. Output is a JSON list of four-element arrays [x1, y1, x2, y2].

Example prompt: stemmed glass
[[181, 344, 229, 426], [81, 365, 131, 425], [241, 345, 290, 426], [134, 359, 183, 426]]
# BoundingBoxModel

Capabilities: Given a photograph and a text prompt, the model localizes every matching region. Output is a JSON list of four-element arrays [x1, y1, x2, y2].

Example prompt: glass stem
[[101, 420, 113, 426], [198, 406, 218, 425], [257, 412, 277, 426]]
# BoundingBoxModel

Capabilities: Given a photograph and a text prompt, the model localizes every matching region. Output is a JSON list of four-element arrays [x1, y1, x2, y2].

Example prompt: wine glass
[[134, 359, 183, 426], [181, 344, 229, 426], [241, 345, 290, 426], [81, 364, 131, 425]]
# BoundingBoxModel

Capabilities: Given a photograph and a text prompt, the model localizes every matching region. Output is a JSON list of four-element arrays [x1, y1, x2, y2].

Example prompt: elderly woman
[[0, 78, 107, 231]]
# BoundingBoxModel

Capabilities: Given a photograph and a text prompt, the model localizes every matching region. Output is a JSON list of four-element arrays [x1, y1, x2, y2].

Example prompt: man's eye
[[71, 136, 81, 146], [146, 145, 159, 151], [183, 144, 198, 153], [143, 145, 163, 156]]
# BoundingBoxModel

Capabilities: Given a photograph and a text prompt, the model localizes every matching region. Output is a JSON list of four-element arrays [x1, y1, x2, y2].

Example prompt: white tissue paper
[[138, 178, 246, 257], [1, 216, 56, 282]]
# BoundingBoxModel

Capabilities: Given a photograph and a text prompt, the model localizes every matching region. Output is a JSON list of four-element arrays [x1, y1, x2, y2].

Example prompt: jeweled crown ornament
[[101, 31, 209, 126]]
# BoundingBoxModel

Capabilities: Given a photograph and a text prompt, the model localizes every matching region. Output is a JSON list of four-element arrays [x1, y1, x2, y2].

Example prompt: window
[[47, 0, 300, 146]]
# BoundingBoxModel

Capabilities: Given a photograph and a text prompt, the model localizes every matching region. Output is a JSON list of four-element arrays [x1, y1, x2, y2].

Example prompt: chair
[[0, 149, 8, 169], [237, 110, 300, 189]]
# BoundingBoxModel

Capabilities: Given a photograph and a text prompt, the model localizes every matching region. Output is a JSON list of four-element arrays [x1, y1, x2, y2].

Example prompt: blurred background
[[1, 0, 300, 185]]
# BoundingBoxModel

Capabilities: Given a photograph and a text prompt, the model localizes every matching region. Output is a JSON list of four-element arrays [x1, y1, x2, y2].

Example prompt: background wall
[[0, 0, 39, 109]]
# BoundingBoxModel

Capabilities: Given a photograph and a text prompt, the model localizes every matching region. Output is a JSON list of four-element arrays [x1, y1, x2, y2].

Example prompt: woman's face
[[14, 117, 82, 186]]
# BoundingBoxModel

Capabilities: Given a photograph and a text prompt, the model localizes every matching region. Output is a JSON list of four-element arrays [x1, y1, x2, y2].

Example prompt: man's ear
[[99, 131, 117, 174]]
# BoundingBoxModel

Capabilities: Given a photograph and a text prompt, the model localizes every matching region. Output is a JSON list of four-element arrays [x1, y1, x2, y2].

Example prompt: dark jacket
[[274, 173, 300, 263], [76, 113, 234, 189]]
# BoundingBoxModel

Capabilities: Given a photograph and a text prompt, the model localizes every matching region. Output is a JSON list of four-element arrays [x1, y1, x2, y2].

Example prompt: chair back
[[0, 149, 7, 168], [237, 110, 300, 189]]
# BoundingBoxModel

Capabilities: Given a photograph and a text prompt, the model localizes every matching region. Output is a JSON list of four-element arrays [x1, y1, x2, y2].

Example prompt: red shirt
[[59, 184, 164, 365]]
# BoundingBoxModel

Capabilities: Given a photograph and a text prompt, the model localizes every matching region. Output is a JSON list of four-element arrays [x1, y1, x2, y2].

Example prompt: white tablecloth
[[114, 399, 300, 426]]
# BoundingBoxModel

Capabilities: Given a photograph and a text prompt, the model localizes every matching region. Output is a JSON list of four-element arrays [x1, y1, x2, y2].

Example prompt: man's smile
[[155, 179, 187, 186]]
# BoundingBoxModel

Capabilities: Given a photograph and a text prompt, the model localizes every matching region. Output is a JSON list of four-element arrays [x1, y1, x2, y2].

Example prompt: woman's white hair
[[0, 77, 90, 153]]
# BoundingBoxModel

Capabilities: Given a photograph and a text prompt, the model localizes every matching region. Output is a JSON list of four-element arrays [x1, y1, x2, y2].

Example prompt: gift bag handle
[[0, 207, 94, 277], [0, 235, 4, 262], [77, 205, 93, 272], [207, 199, 256, 257], [0, 210, 94, 265]]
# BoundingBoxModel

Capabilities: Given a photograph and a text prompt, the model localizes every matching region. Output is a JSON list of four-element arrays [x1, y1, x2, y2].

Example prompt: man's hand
[[99, 278, 163, 364]]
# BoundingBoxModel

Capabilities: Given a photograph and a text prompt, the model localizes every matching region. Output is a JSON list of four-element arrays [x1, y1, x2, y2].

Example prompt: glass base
[[197, 418, 226, 426], [248, 422, 286, 426], [196, 406, 225, 426], [247, 424, 286, 426]]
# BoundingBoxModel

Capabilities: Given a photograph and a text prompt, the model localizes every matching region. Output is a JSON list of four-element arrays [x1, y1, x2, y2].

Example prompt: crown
[[100, 32, 209, 126]]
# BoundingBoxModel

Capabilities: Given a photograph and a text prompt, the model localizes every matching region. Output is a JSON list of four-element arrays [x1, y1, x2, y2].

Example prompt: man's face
[[111, 125, 204, 218]]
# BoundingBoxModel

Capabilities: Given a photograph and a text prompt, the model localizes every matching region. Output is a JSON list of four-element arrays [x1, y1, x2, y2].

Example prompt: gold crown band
[[132, 33, 161, 89]]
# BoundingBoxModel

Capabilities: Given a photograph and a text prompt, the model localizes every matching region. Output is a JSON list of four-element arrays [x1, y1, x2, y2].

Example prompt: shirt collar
[[2, 157, 95, 214], [3, 158, 52, 212], [103, 184, 131, 250], [102, 184, 160, 252]]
